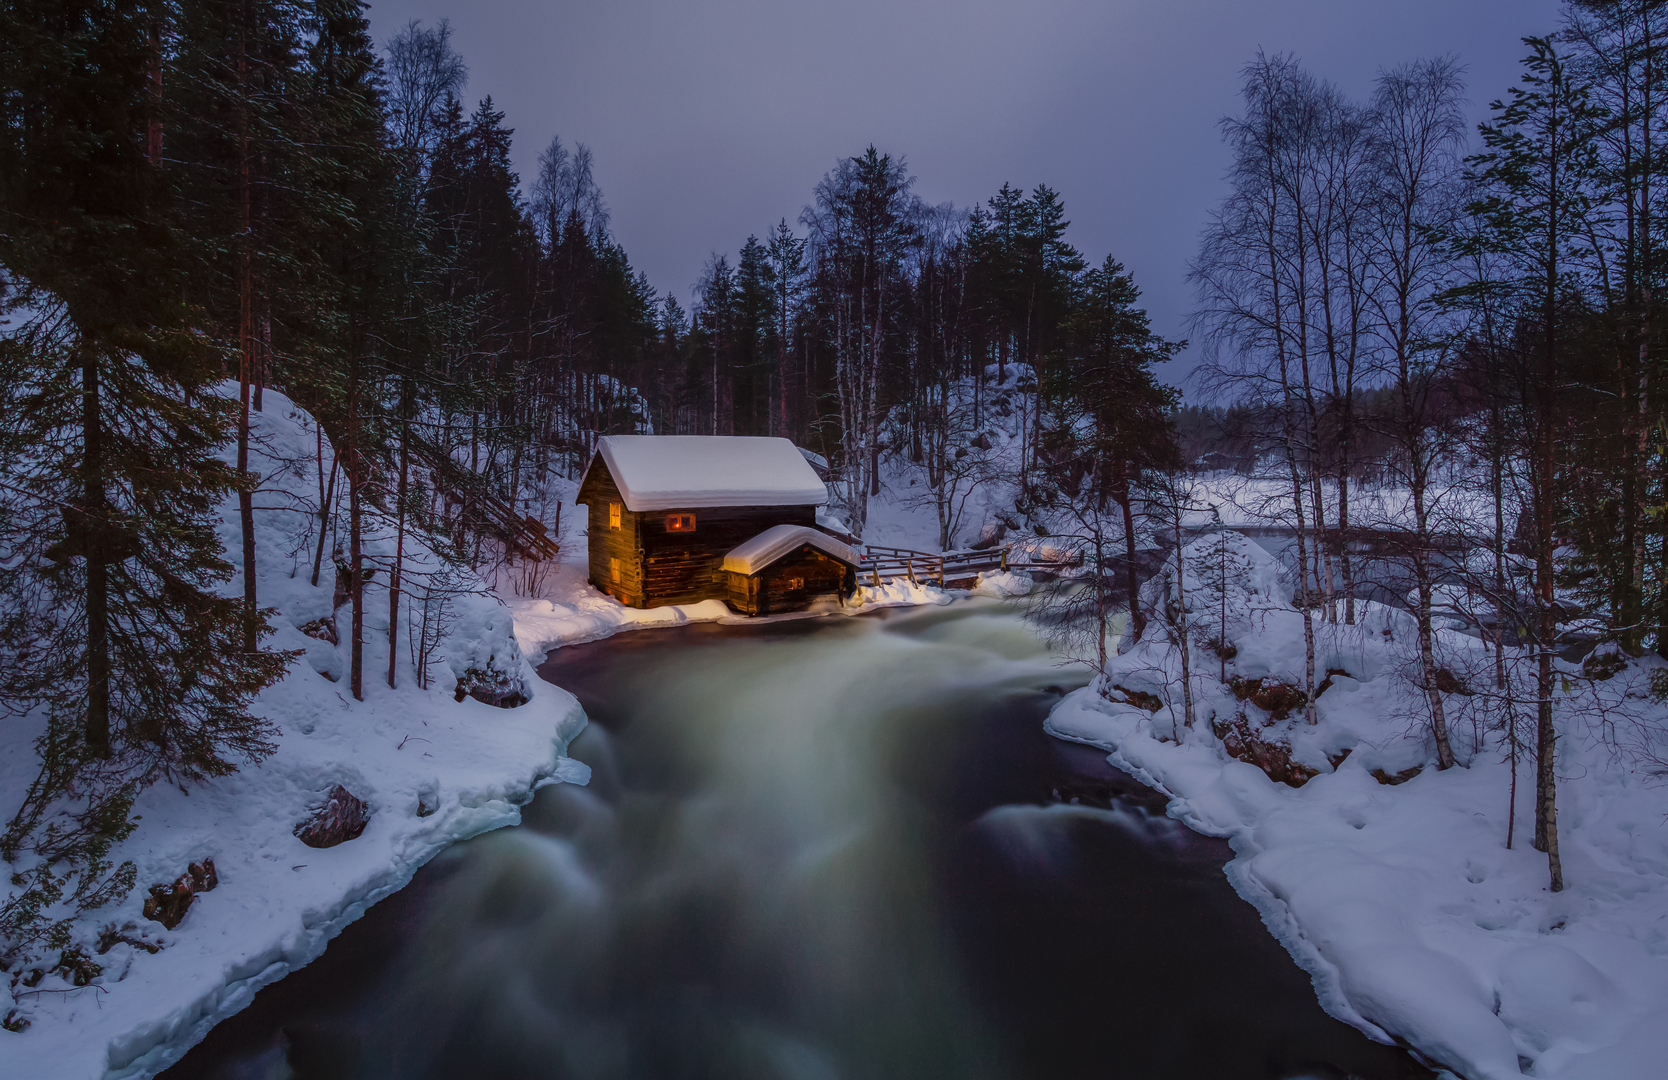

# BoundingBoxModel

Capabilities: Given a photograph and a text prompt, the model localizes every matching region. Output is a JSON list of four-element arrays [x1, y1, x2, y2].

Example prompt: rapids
[[165, 601, 1430, 1080]]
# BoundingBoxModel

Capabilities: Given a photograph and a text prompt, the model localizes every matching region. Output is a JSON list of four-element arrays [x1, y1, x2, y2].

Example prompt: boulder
[[294, 784, 369, 848], [1213, 712, 1318, 788]]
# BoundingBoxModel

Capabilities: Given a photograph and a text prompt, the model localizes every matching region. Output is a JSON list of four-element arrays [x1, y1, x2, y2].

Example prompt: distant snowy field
[[1048, 532, 1668, 1080], [1, 390, 589, 1080]]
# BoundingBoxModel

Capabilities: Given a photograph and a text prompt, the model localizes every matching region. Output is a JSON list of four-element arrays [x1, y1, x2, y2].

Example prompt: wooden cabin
[[722, 524, 861, 616], [576, 435, 857, 613]]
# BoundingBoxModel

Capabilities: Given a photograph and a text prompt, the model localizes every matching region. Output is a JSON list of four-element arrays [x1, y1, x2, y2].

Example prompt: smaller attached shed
[[722, 524, 861, 616]]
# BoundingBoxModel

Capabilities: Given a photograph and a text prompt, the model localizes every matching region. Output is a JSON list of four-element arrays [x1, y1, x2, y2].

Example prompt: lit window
[[609, 502, 621, 529], [610, 557, 621, 583], [665, 513, 696, 533], [788, 577, 805, 590]]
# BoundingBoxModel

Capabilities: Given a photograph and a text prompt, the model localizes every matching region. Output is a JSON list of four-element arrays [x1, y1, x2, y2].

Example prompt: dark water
[[164, 602, 1431, 1080]]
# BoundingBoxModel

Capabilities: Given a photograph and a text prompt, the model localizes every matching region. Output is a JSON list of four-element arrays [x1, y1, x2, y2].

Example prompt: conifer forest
[[5, 3, 1668, 1080]]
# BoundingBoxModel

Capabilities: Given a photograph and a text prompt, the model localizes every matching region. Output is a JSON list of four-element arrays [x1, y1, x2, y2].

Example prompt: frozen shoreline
[[504, 549, 1032, 659], [1, 390, 592, 1080], [1042, 532, 1668, 1080]]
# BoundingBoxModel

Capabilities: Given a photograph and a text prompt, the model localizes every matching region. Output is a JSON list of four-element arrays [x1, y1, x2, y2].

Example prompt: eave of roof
[[722, 524, 861, 576]]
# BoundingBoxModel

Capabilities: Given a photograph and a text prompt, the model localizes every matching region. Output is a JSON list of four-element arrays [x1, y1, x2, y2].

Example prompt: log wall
[[577, 465, 644, 605], [726, 545, 854, 616]]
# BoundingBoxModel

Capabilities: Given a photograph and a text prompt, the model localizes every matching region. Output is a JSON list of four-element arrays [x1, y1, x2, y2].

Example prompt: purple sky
[[364, 0, 1564, 389]]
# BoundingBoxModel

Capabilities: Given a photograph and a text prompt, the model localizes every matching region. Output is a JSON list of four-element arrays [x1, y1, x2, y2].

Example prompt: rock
[[141, 858, 217, 930], [1582, 649, 1627, 681], [189, 858, 219, 892], [454, 658, 529, 708], [332, 562, 377, 611], [298, 616, 338, 645], [1105, 683, 1164, 713], [1371, 765, 1423, 786], [294, 784, 369, 848], [1433, 667, 1473, 695], [1228, 676, 1308, 721], [1313, 667, 1354, 698], [97, 922, 162, 955], [1213, 711, 1318, 788]]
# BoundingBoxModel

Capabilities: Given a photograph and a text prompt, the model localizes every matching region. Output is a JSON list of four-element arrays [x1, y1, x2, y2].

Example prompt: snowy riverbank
[[0, 390, 590, 1080], [1045, 532, 1668, 1080], [504, 544, 1031, 658]]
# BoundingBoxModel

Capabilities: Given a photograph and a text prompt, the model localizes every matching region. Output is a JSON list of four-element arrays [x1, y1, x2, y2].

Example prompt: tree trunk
[[1411, 427, 1455, 769], [312, 443, 338, 589], [1173, 511, 1194, 730], [83, 350, 111, 759], [349, 352, 364, 702], [1114, 458, 1145, 643], [388, 382, 410, 689], [147, 20, 163, 168], [236, 19, 257, 653]]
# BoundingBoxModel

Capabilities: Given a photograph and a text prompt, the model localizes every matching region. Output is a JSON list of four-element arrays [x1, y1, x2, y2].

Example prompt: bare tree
[[1191, 53, 1325, 724], [801, 147, 921, 537], [531, 136, 611, 246], [384, 19, 467, 177], [1364, 56, 1471, 770]]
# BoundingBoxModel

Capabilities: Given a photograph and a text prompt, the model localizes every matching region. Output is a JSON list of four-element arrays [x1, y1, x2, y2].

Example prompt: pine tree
[[1051, 256, 1182, 642], [1464, 36, 1604, 892], [0, 0, 289, 884]]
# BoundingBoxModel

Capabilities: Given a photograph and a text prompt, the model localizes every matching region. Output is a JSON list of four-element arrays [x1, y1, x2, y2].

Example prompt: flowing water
[[166, 601, 1431, 1080]]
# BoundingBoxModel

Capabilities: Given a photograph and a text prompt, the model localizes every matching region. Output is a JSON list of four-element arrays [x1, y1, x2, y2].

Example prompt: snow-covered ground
[[0, 390, 589, 1080], [1046, 531, 1668, 1080]]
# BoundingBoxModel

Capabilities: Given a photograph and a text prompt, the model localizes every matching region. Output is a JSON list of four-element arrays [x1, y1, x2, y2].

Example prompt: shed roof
[[722, 525, 861, 576], [589, 435, 829, 512]]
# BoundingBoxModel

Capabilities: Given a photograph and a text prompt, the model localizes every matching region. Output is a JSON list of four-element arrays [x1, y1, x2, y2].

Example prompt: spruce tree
[[1051, 256, 1182, 643], [0, 0, 289, 885]]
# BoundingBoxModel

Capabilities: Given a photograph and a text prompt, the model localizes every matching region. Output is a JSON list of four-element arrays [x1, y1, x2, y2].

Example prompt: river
[[163, 600, 1431, 1080]]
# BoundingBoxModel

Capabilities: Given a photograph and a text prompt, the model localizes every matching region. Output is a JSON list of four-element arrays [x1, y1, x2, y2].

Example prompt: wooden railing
[[409, 436, 560, 562], [471, 492, 561, 561], [857, 543, 1078, 587]]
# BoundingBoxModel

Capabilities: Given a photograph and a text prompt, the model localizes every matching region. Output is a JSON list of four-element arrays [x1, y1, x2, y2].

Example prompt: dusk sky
[[364, 0, 1564, 390]]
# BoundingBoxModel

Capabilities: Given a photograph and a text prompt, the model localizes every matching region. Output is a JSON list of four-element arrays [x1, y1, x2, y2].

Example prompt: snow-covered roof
[[591, 435, 829, 512], [722, 525, 860, 576]]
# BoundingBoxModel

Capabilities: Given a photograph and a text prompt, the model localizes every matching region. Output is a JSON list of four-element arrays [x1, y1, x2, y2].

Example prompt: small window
[[664, 512, 696, 533], [609, 502, 622, 529], [610, 557, 621, 583], [787, 577, 805, 590]]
